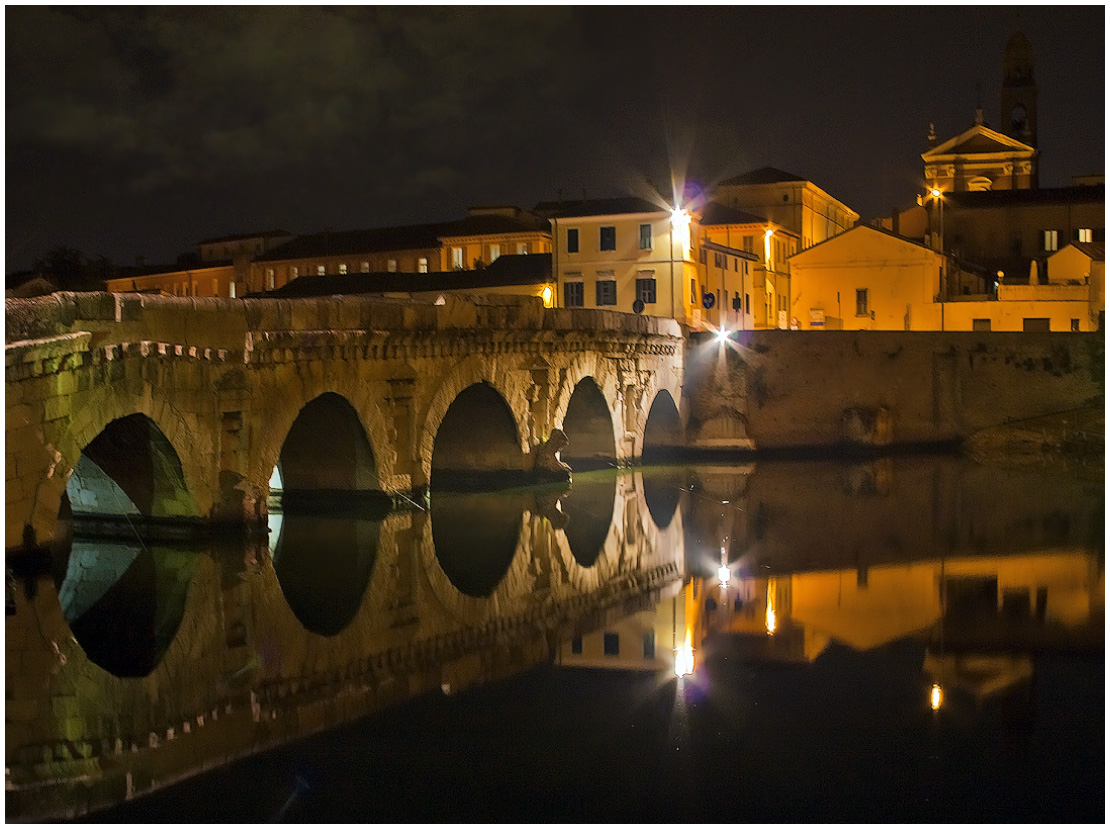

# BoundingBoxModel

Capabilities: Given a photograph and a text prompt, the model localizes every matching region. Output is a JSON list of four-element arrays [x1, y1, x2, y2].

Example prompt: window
[[489, 244, 501, 262], [418, 257, 428, 273], [603, 632, 619, 656], [564, 281, 584, 307], [600, 226, 616, 251], [972, 319, 992, 331], [571, 636, 582, 655], [1078, 228, 1093, 243], [316, 264, 325, 276], [361, 261, 370, 273], [338, 263, 347, 274], [714, 252, 724, 268], [291, 266, 299, 279], [742, 236, 754, 253], [1042, 230, 1059, 252], [517, 242, 528, 255], [266, 268, 275, 291], [699, 248, 707, 264], [387, 259, 397, 273], [229, 282, 236, 299], [690, 278, 696, 304], [567, 228, 579, 253], [452, 247, 464, 269], [1071, 318, 1081, 332], [636, 273, 656, 304], [1023, 318, 1050, 332], [856, 288, 869, 316], [212, 278, 218, 295], [745, 293, 751, 313], [639, 223, 652, 250], [596, 279, 617, 306], [643, 631, 655, 659]]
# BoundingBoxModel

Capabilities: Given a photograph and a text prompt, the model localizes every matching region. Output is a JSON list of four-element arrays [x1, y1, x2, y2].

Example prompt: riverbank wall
[[681, 330, 1103, 454]]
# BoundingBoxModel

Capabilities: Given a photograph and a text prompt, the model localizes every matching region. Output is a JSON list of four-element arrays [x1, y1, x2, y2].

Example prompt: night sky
[[5, 6, 1105, 274]]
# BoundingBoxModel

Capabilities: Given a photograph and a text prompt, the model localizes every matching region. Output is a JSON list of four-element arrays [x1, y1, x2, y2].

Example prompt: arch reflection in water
[[271, 511, 381, 637], [559, 470, 617, 567], [54, 538, 200, 677], [640, 466, 684, 529], [430, 491, 525, 598]]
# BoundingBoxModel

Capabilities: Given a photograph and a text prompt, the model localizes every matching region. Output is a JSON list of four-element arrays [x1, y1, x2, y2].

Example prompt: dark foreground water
[[90, 643, 1103, 823], [8, 456, 1104, 822]]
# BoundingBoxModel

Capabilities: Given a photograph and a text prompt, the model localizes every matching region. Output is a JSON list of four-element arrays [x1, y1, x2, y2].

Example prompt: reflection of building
[[558, 579, 690, 673], [699, 551, 1102, 664]]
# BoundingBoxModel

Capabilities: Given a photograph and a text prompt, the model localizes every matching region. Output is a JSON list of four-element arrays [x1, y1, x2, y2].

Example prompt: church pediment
[[923, 124, 1035, 161]]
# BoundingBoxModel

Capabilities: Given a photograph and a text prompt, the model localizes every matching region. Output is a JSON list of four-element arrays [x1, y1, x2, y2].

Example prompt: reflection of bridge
[[6, 293, 685, 554], [6, 468, 684, 821]]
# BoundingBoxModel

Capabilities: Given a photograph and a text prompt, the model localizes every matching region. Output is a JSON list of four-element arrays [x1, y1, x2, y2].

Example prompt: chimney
[[974, 108, 984, 126], [891, 208, 900, 236]]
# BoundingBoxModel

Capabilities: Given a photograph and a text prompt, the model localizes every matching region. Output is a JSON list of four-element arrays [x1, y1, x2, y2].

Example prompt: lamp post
[[931, 188, 946, 330], [930, 188, 944, 254]]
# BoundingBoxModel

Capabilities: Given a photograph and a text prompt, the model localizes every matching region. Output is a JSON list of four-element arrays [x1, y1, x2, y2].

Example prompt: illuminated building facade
[[711, 166, 859, 251], [789, 223, 1100, 332], [538, 196, 754, 331], [246, 207, 551, 295], [700, 201, 797, 329]]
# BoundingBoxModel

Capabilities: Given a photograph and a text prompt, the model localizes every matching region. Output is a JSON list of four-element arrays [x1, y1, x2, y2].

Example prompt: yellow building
[[700, 201, 797, 330], [922, 117, 1038, 195], [105, 261, 239, 298], [539, 196, 704, 326], [788, 224, 1098, 332], [711, 166, 859, 251], [248, 208, 551, 294]]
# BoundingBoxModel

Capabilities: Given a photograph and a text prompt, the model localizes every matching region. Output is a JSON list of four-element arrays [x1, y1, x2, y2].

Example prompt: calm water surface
[[10, 456, 1104, 822]]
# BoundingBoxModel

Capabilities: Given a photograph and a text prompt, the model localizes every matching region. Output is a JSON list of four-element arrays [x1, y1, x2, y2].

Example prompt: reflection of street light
[[930, 683, 944, 711]]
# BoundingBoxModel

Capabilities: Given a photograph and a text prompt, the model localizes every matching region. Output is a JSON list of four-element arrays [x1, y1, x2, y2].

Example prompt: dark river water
[[6, 455, 1104, 822]]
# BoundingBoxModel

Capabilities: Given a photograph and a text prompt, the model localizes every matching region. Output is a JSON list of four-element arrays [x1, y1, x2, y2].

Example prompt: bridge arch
[[63, 413, 197, 521], [640, 388, 685, 462], [560, 376, 618, 471], [248, 380, 395, 509], [419, 356, 532, 491], [274, 392, 381, 511]]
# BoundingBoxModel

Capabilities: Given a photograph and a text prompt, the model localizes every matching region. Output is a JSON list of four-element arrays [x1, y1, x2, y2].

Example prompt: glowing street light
[[717, 564, 731, 586], [714, 326, 730, 344], [541, 285, 553, 307], [674, 628, 695, 677]]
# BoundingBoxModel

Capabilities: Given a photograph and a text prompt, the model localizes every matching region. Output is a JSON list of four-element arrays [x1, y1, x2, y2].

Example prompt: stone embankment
[[964, 403, 1104, 480]]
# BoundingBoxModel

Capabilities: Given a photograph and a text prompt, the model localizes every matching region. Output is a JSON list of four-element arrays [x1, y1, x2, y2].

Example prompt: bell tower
[[1000, 25, 1037, 151]]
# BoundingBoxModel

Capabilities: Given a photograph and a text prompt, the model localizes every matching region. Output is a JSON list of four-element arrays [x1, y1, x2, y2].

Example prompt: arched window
[[968, 176, 993, 191]]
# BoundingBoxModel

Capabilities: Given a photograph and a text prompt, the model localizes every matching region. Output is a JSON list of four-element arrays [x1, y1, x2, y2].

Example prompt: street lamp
[[930, 188, 944, 253]]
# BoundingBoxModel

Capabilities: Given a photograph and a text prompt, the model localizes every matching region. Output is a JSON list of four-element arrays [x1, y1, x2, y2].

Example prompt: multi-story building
[[700, 201, 797, 329], [789, 224, 1099, 332], [537, 196, 750, 331], [711, 166, 859, 251], [104, 230, 296, 297], [247, 207, 549, 294]]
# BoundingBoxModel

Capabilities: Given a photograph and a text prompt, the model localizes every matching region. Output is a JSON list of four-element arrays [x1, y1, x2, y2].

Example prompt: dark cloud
[[4, 6, 1103, 272]]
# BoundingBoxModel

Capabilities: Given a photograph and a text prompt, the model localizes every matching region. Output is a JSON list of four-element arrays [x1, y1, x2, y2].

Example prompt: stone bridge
[[6, 292, 685, 556]]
